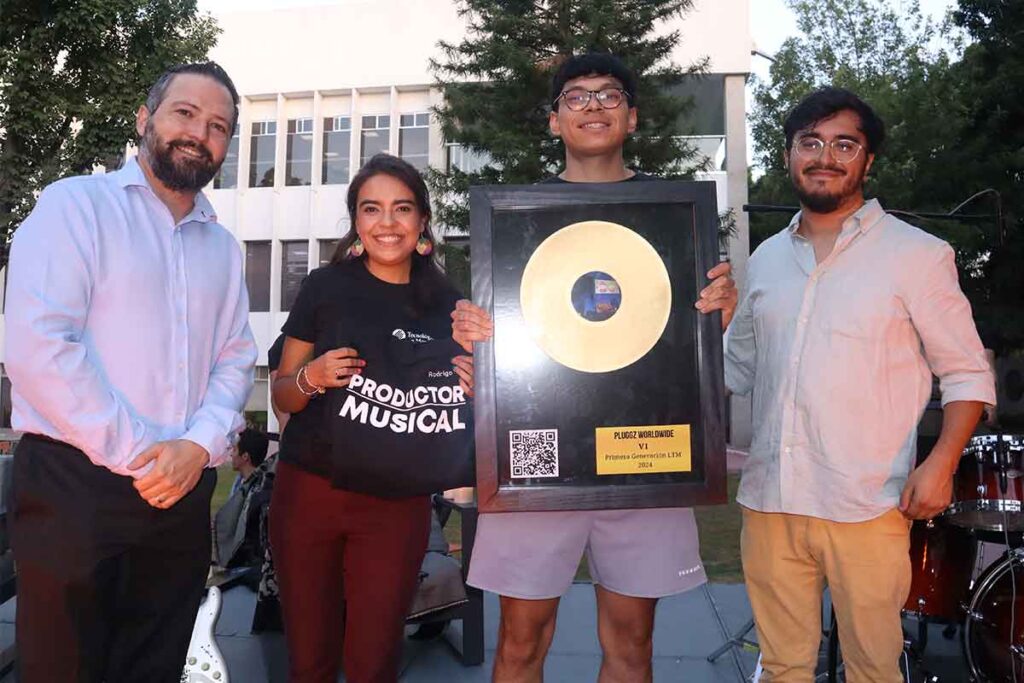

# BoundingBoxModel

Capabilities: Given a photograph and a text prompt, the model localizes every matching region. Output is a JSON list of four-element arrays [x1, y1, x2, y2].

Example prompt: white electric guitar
[[181, 586, 230, 683]]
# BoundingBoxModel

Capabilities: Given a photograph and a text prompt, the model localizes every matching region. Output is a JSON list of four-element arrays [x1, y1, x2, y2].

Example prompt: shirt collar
[[787, 198, 885, 240], [113, 156, 218, 225]]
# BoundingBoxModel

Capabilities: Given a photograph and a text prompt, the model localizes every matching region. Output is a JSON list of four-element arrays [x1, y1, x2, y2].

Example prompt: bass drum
[[964, 549, 1024, 682]]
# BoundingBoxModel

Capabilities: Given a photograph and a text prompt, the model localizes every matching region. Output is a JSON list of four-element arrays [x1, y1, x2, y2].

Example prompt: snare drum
[[903, 517, 976, 621], [947, 435, 1024, 533], [963, 548, 1024, 682]]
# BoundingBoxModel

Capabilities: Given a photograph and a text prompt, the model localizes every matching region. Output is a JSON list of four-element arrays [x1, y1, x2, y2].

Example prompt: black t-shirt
[[279, 260, 462, 479], [540, 171, 657, 184]]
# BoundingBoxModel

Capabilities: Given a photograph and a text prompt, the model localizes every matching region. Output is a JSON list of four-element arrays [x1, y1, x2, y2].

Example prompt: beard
[[791, 162, 866, 214], [141, 121, 220, 192]]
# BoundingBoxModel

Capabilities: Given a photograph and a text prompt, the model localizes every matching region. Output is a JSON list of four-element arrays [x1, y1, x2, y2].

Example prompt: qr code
[[510, 429, 559, 478]]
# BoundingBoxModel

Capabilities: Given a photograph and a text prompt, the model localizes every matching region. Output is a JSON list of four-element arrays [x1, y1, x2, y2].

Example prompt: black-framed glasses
[[792, 136, 865, 164], [554, 87, 631, 112]]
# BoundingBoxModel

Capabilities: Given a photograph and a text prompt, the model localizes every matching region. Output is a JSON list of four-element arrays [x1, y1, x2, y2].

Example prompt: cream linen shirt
[[724, 199, 996, 522]]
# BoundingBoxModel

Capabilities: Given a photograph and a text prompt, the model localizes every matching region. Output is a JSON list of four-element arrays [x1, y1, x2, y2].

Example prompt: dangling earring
[[415, 235, 433, 256], [347, 239, 364, 258]]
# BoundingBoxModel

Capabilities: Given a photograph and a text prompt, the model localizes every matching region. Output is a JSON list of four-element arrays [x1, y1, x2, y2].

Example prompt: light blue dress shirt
[[5, 157, 257, 477]]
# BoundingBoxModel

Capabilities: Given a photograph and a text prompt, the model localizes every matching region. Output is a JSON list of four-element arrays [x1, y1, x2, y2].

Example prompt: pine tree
[[428, 0, 707, 235]]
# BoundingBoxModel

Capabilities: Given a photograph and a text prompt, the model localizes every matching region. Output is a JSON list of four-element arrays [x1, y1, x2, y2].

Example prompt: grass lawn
[[216, 467, 744, 585], [210, 464, 236, 514]]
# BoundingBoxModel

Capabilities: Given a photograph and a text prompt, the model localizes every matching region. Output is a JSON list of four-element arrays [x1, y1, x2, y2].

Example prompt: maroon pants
[[269, 461, 431, 683]]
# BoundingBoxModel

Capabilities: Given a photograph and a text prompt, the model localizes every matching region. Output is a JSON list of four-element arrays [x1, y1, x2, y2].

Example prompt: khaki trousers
[[741, 507, 912, 683]]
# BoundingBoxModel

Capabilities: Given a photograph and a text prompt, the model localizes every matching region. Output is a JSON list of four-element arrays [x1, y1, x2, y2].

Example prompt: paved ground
[[0, 578, 975, 682]]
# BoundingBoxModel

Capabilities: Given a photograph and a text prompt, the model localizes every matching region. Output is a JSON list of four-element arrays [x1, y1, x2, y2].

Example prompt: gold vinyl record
[[519, 220, 672, 373]]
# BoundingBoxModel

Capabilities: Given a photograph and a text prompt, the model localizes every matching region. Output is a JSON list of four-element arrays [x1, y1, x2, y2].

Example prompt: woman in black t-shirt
[[269, 154, 472, 683]]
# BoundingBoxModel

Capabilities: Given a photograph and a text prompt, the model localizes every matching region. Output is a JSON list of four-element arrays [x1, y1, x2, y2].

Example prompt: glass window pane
[[323, 119, 351, 184], [378, 115, 390, 128], [360, 128, 390, 166], [399, 126, 429, 171], [400, 114, 414, 127], [245, 241, 271, 312], [213, 133, 239, 189], [281, 240, 309, 312], [415, 113, 429, 126], [362, 115, 377, 129], [249, 125, 276, 188], [286, 118, 313, 186], [319, 239, 340, 267]]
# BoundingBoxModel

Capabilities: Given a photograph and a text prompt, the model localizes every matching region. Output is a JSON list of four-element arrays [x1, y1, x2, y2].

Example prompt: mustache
[[803, 164, 845, 175], [168, 139, 212, 162]]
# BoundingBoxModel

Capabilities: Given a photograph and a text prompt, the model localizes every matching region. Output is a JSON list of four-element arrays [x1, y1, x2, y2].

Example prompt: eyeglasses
[[554, 87, 631, 112], [792, 136, 865, 164]]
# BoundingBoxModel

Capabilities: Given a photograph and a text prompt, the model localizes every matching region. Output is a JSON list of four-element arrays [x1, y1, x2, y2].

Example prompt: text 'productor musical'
[[338, 373, 467, 434]]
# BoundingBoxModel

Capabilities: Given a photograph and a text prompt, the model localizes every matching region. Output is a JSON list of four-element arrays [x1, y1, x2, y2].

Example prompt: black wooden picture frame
[[470, 181, 727, 512]]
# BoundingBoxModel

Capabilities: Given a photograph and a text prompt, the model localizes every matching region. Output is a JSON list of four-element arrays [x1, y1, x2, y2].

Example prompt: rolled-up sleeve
[[904, 242, 995, 406], [724, 276, 756, 396]]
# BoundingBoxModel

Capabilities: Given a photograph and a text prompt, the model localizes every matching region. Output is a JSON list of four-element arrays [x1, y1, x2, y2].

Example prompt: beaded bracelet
[[295, 363, 325, 396]]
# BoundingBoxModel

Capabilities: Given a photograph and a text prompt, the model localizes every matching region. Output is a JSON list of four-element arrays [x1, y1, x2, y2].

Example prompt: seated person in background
[[214, 428, 273, 574]]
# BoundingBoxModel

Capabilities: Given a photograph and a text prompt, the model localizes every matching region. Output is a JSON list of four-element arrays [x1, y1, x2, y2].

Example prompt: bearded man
[[5, 62, 257, 683], [724, 87, 995, 681]]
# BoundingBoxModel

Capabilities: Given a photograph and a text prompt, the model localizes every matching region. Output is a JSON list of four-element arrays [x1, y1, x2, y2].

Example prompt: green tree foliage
[[749, 0, 1023, 351], [0, 0, 220, 263], [946, 0, 1024, 351], [428, 0, 708, 234]]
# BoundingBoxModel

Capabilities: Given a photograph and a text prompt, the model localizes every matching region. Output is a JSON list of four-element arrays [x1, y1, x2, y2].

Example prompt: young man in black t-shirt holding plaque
[[453, 53, 738, 683]]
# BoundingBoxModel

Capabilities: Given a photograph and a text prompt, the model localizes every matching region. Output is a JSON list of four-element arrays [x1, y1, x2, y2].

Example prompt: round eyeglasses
[[792, 136, 865, 164], [554, 87, 630, 112]]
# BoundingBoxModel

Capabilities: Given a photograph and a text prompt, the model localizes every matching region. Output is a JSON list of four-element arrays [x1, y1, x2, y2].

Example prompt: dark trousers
[[269, 460, 431, 683], [11, 435, 216, 683]]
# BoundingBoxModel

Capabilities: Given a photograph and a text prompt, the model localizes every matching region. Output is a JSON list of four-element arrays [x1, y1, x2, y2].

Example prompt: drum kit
[[903, 434, 1023, 682]]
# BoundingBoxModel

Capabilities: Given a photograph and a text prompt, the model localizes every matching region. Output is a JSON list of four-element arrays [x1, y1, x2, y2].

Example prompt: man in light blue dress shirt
[[5, 62, 257, 682]]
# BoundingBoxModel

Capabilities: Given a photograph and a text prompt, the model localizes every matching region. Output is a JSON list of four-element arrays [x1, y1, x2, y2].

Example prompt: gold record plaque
[[519, 220, 671, 373], [469, 181, 727, 512]]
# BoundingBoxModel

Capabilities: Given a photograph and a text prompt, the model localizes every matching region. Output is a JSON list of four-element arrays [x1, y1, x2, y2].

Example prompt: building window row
[[244, 238, 343, 313], [215, 113, 430, 190]]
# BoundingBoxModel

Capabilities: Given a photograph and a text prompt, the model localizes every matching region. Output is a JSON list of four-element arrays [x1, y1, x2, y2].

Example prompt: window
[[446, 143, 494, 174], [323, 116, 351, 184], [399, 112, 430, 171], [285, 118, 313, 186], [249, 120, 277, 188], [245, 241, 271, 312], [281, 240, 309, 312], [319, 239, 340, 268], [213, 132, 239, 189], [360, 115, 390, 166]]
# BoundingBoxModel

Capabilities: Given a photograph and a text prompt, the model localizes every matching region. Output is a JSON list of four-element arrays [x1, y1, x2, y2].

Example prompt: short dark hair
[[550, 53, 638, 111], [145, 62, 240, 135], [237, 428, 269, 468], [783, 87, 885, 154]]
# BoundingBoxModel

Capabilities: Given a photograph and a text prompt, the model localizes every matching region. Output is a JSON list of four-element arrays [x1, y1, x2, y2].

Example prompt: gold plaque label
[[595, 425, 691, 475]]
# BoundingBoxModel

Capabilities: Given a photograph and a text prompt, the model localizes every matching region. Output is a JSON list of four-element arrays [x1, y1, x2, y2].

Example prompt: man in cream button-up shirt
[[725, 87, 994, 682]]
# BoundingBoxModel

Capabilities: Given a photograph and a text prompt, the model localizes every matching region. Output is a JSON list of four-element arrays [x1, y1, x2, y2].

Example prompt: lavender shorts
[[467, 507, 706, 600]]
